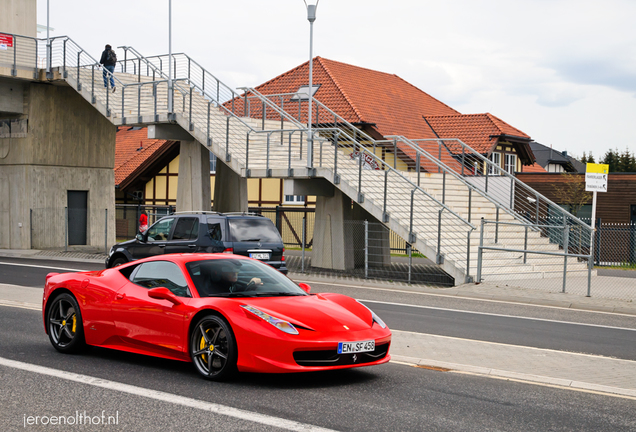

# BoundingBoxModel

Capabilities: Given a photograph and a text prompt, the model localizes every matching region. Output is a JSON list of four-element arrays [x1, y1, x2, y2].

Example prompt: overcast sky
[[37, 0, 635, 160]]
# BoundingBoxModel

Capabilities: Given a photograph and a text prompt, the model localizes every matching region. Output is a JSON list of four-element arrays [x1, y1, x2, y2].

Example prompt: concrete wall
[[0, 80, 117, 249], [0, 0, 37, 37]]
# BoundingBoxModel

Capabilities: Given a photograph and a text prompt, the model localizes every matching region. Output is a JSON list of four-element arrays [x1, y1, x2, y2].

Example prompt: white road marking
[[359, 299, 636, 332], [0, 261, 86, 272], [295, 278, 636, 317], [0, 356, 338, 432], [0, 300, 40, 311]]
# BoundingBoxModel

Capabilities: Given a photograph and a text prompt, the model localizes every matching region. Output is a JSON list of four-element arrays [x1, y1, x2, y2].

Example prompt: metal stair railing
[[5, 34, 479, 281], [248, 91, 592, 257]]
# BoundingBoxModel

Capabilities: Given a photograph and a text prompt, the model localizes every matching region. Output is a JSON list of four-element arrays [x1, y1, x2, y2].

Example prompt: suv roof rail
[[169, 211, 224, 215], [223, 212, 264, 217]]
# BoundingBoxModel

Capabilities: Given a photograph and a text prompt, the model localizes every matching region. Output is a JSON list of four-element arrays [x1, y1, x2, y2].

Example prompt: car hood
[[240, 293, 373, 332]]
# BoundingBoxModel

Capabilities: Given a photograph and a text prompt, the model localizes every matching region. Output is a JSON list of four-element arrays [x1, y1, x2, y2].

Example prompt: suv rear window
[[228, 218, 281, 243]]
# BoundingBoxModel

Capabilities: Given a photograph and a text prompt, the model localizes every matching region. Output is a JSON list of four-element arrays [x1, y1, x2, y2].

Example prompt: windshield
[[186, 258, 306, 298], [228, 218, 281, 243]]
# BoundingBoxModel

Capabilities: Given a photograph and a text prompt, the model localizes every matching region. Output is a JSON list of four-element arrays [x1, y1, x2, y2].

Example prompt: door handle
[[116, 293, 125, 300], [158, 244, 166, 248], [188, 244, 197, 248]]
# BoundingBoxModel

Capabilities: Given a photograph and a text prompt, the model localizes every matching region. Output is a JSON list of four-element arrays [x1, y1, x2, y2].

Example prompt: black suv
[[106, 212, 288, 274]]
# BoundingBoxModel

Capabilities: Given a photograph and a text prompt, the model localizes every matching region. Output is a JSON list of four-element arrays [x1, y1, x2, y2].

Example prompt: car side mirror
[[298, 283, 311, 294], [148, 287, 182, 305], [136, 233, 145, 242]]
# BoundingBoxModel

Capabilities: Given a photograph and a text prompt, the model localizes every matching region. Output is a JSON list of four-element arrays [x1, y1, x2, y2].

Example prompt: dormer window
[[291, 84, 321, 100]]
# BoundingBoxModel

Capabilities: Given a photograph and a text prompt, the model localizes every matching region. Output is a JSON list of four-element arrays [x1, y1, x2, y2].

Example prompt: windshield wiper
[[209, 292, 257, 298], [253, 292, 306, 297], [242, 238, 261, 242]]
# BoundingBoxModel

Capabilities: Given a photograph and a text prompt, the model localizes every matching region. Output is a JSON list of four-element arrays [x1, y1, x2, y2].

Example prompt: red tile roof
[[522, 162, 547, 173], [423, 113, 531, 154], [115, 127, 175, 187], [253, 57, 459, 140]]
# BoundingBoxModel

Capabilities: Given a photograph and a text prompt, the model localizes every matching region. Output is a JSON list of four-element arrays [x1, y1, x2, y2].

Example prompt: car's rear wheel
[[190, 315, 237, 381], [47, 293, 86, 353], [111, 257, 127, 267]]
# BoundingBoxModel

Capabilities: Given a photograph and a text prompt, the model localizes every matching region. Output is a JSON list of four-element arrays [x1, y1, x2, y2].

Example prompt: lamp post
[[303, 0, 319, 170], [168, 0, 173, 113]]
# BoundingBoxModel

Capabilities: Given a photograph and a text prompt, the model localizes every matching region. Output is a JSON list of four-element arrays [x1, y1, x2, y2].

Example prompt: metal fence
[[476, 218, 636, 301], [115, 204, 174, 240], [285, 219, 453, 286]]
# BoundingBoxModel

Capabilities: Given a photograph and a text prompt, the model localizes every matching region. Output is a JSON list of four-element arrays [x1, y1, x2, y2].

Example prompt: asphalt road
[[1, 257, 636, 431], [1, 307, 635, 432]]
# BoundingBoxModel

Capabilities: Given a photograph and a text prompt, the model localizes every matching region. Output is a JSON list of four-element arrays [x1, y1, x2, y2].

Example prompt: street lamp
[[303, 0, 319, 170], [168, 0, 173, 114]]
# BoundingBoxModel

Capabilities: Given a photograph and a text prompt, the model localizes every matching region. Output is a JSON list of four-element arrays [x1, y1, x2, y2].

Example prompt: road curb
[[390, 355, 636, 398]]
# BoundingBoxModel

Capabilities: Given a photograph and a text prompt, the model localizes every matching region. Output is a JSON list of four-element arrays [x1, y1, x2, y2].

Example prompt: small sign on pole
[[586, 163, 608, 288]]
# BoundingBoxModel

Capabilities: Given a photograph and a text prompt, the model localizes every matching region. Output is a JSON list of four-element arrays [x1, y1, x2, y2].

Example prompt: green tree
[[553, 173, 591, 216], [587, 152, 595, 163], [601, 148, 619, 172]]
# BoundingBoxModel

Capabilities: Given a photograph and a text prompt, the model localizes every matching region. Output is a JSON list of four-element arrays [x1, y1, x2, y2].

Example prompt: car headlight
[[357, 301, 387, 329], [241, 305, 299, 335]]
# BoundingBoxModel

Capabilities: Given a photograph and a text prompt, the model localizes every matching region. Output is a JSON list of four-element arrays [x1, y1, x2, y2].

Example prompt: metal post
[[30, 209, 33, 249], [461, 146, 465, 176], [468, 189, 472, 223], [416, 153, 421, 187], [207, 101, 211, 146], [408, 243, 412, 284], [383, 170, 388, 222], [357, 147, 363, 202], [393, 138, 397, 169], [466, 229, 472, 283], [266, 133, 271, 177], [562, 217, 569, 293], [438, 141, 441, 173], [105, 208, 108, 255], [225, 116, 230, 161], [46, 0, 51, 78], [495, 207, 500, 243], [476, 218, 485, 282], [409, 189, 415, 245], [65, 207, 68, 253], [437, 209, 443, 264], [168, 0, 173, 113], [306, 4, 316, 169], [535, 197, 540, 224], [442, 171, 446, 204], [302, 217, 306, 273], [510, 176, 514, 209], [189, 86, 193, 130], [523, 225, 528, 264], [364, 220, 369, 279], [245, 132, 250, 176]]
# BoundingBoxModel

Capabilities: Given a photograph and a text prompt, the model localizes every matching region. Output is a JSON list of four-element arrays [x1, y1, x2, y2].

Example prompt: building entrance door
[[68, 191, 87, 245]]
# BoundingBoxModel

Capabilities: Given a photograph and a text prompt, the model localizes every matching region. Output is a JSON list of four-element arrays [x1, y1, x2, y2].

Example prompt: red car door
[[111, 261, 191, 358]]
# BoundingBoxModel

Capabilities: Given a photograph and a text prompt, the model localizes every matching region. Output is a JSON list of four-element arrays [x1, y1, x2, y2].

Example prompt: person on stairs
[[99, 44, 117, 93]]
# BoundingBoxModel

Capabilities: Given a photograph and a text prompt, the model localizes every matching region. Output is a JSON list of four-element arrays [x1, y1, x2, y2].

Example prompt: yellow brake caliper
[[71, 314, 77, 334], [200, 330, 214, 362]]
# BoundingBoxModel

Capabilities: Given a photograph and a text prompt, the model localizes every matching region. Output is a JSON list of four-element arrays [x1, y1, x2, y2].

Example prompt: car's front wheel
[[111, 257, 127, 267], [190, 315, 237, 381], [47, 293, 86, 353]]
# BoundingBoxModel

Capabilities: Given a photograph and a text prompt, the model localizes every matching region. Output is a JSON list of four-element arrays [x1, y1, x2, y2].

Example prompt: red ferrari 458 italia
[[43, 254, 391, 380]]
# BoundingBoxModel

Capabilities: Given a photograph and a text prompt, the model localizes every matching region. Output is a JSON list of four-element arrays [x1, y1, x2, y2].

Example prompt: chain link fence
[[477, 219, 636, 302]]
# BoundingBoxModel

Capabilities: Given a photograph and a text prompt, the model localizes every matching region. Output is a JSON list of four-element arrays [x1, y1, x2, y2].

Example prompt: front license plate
[[249, 253, 270, 260], [337, 340, 375, 354]]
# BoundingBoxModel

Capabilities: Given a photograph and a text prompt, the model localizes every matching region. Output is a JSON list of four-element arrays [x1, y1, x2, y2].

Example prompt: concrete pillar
[[213, 158, 247, 213], [176, 140, 211, 212], [352, 202, 391, 268], [312, 189, 354, 270]]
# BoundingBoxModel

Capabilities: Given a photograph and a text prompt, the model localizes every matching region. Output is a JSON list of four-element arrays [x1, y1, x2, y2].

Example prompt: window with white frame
[[504, 154, 517, 174], [284, 194, 305, 205], [489, 152, 501, 175]]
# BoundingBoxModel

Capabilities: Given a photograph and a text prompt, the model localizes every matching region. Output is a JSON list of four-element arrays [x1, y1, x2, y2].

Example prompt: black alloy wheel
[[190, 315, 237, 381], [48, 293, 86, 353], [111, 257, 127, 267]]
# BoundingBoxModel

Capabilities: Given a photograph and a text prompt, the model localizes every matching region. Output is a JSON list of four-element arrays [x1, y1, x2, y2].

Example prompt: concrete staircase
[[30, 37, 593, 285]]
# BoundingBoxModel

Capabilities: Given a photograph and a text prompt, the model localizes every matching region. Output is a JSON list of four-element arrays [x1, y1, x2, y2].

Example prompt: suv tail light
[[223, 248, 234, 254], [282, 248, 285, 261]]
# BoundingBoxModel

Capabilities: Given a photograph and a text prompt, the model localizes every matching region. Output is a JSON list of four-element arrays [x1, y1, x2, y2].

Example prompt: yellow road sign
[[586, 163, 609, 174]]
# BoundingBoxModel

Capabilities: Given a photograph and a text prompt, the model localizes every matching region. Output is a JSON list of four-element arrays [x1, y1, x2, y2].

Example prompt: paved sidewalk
[[391, 330, 636, 398]]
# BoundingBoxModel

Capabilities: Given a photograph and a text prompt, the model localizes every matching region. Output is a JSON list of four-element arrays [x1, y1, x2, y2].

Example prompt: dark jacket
[[100, 49, 116, 67]]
